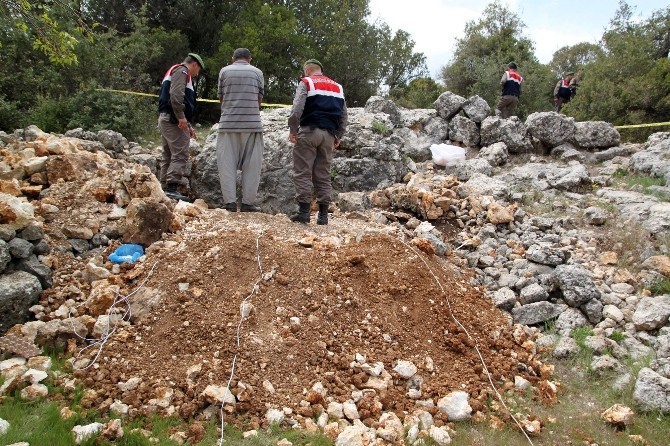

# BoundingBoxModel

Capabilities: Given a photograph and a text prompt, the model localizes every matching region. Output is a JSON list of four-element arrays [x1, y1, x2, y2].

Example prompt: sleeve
[[217, 68, 224, 100], [336, 102, 348, 140], [170, 68, 188, 120], [499, 72, 508, 86], [554, 80, 561, 96], [288, 82, 308, 134], [258, 71, 265, 98]]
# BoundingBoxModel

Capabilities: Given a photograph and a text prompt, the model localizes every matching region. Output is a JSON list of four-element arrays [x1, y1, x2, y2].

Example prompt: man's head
[[233, 48, 252, 62], [303, 59, 323, 76], [508, 62, 517, 70], [184, 53, 204, 76]]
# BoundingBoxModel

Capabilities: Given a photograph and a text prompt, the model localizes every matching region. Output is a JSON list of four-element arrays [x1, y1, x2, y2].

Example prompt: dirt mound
[[72, 211, 539, 428]]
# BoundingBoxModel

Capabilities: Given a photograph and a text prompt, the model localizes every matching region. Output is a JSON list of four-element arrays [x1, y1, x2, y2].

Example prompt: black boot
[[290, 202, 311, 223], [165, 183, 192, 202], [317, 202, 329, 225]]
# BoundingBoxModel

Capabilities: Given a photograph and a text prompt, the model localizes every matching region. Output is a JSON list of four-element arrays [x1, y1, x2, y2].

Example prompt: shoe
[[240, 203, 261, 212], [165, 191, 193, 202], [224, 202, 238, 212], [316, 202, 329, 225], [290, 202, 311, 223]]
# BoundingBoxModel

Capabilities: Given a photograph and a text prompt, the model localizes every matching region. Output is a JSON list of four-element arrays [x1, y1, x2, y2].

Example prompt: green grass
[[611, 172, 669, 201], [371, 120, 392, 136], [609, 330, 625, 342]]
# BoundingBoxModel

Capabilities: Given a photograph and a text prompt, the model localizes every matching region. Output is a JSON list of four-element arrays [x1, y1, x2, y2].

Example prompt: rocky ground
[[1, 95, 670, 445]]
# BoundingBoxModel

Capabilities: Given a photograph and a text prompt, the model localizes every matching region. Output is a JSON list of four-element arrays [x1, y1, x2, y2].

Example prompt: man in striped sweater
[[216, 48, 265, 212]]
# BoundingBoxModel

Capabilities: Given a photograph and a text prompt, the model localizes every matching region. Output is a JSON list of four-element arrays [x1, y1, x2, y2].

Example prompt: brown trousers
[[158, 114, 190, 184], [495, 95, 519, 119], [293, 127, 335, 204]]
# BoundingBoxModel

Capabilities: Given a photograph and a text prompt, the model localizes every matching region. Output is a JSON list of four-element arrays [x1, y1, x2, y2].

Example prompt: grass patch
[[609, 330, 626, 343], [649, 276, 670, 296], [371, 120, 392, 137]]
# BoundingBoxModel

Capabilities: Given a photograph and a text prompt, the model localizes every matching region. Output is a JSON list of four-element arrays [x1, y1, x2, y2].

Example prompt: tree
[[564, 1, 670, 128], [439, 0, 553, 117], [390, 77, 445, 109], [377, 26, 428, 91], [548, 42, 603, 78]]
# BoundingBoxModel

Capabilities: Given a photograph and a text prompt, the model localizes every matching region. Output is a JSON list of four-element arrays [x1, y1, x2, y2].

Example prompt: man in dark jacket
[[554, 72, 576, 112], [495, 62, 523, 118], [287, 59, 348, 225], [158, 53, 204, 202]]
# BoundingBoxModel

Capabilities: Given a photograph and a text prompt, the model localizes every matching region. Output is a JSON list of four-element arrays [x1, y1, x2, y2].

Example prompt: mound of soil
[[73, 211, 538, 428]]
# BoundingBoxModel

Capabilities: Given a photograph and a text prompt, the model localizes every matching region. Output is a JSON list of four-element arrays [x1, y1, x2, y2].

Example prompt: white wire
[[218, 229, 265, 446], [67, 260, 160, 371], [398, 237, 535, 446]]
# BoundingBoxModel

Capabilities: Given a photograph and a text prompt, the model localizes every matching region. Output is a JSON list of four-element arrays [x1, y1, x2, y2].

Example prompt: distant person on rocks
[[288, 59, 348, 225], [216, 48, 265, 212], [495, 62, 523, 119], [554, 72, 576, 113], [158, 53, 204, 202]]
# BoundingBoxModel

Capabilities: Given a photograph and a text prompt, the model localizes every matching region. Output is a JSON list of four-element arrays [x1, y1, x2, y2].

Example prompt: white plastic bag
[[429, 144, 466, 166]]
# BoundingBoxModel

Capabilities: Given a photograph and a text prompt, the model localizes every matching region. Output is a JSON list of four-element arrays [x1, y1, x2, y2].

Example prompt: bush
[[0, 96, 24, 132], [28, 89, 156, 140]]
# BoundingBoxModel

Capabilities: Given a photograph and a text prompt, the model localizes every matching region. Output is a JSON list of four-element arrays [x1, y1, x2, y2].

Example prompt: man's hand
[[334, 138, 341, 149], [189, 125, 196, 140], [289, 132, 297, 144], [178, 117, 188, 130]]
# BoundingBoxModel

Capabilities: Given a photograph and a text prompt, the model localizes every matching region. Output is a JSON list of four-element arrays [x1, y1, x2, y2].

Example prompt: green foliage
[[565, 3, 670, 127], [438, 0, 552, 118], [609, 330, 626, 342], [0, 95, 23, 132], [571, 326, 594, 349], [390, 77, 445, 108], [548, 42, 603, 78], [650, 276, 670, 295], [371, 120, 391, 136]]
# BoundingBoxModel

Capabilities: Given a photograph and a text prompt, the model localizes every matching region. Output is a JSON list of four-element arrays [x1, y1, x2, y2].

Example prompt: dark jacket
[[299, 75, 346, 136], [158, 64, 196, 123]]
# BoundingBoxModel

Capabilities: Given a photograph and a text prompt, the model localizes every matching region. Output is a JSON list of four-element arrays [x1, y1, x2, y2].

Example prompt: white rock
[[377, 412, 403, 442], [393, 360, 418, 379], [327, 401, 344, 419], [110, 400, 129, 415], [0, 417, 9, 435], [0, 357, 26, 371], [26, 355, 51, 371], [335, 424, 372, 446], [72, 422, 103, 444], [514, 375, 531, 391], [202, 385, 236, 405], [21, 368, 48, 384], [603, 305, 624, 323], [437, 391, 472, 421], [20, 383, 48, 400], [429, 425, 452, 445], [361, 361, 384, 377], [343, 401, 360, 420], [266, 408, 285, 424], [242, 430, 258, 438], [117, 377, 142, 392], [263, 380, 275, 394]]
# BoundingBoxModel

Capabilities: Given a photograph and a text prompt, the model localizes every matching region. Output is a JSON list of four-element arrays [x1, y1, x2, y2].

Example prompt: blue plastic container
[[108, 244, 144, 264]]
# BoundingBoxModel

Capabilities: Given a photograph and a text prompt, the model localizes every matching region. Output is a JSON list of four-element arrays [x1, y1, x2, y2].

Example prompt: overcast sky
[[368, 0, 668, 78]]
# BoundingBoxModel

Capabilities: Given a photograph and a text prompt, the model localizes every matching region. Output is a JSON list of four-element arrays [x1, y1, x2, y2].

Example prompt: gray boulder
[[0, 271, 42, 335], [433, 91, 465, 120], [480, 116, 532, 153], [365, 96, 402, 126], [590, 145, 631, 163], [491, 287, 516, 311], [445, 159, 491, 182], [573, 121, 620, 149], [581, 298, 604, 324], [551, 142, 585, 162], [555, 308, 590, 332], [525, 112, 575, 148], [525, 243, 568, 266], [512, 301, 563, 325], [633, 368, 670, 412], [463, 173, 510, 201], [632, 295, 670, 331], [553, 336, 580, 358], [462, 95, 490, 123], [97, 130, 128, 153], [0, 240, 9, 272], [8, 237, 33, 259], [554, 264, 601, 307], [478, 142, 509, 166], [519, 283, 549, 304], [583, 206, 609, 225], [448, 115, 480, 147]]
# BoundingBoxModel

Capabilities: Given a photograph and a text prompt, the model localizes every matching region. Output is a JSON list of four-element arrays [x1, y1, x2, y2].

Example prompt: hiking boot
[[240, 203, 261, 212], [165, 183, 193, 202], [223, 202, 238, 212], [316, 202, 329, 225], [290, 202, 311, 223]]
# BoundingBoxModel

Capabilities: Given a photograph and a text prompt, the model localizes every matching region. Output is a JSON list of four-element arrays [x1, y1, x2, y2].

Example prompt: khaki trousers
[[158, 114, 190, 184], [495, 95, 519, 119], [293, 127, 334, 204]]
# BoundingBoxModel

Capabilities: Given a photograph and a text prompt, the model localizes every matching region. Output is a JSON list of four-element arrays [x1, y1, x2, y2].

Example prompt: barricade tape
[[614, 121, 670, 129], [94, 88, 290, 108]]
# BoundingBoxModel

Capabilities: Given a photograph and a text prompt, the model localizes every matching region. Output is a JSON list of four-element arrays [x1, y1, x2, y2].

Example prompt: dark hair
[[508, 62, 517, 69], [233, 48, 252, 60]]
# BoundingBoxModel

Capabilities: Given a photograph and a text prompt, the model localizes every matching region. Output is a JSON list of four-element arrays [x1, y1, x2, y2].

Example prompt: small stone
[[601, 404, 634, 427]]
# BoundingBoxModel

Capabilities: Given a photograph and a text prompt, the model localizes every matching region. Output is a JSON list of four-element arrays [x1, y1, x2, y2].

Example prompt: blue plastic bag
[[108, 244, 144, 264]]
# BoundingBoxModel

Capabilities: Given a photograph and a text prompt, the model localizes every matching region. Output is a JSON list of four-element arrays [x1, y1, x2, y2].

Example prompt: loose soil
[[62, 210, 537, 429]]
